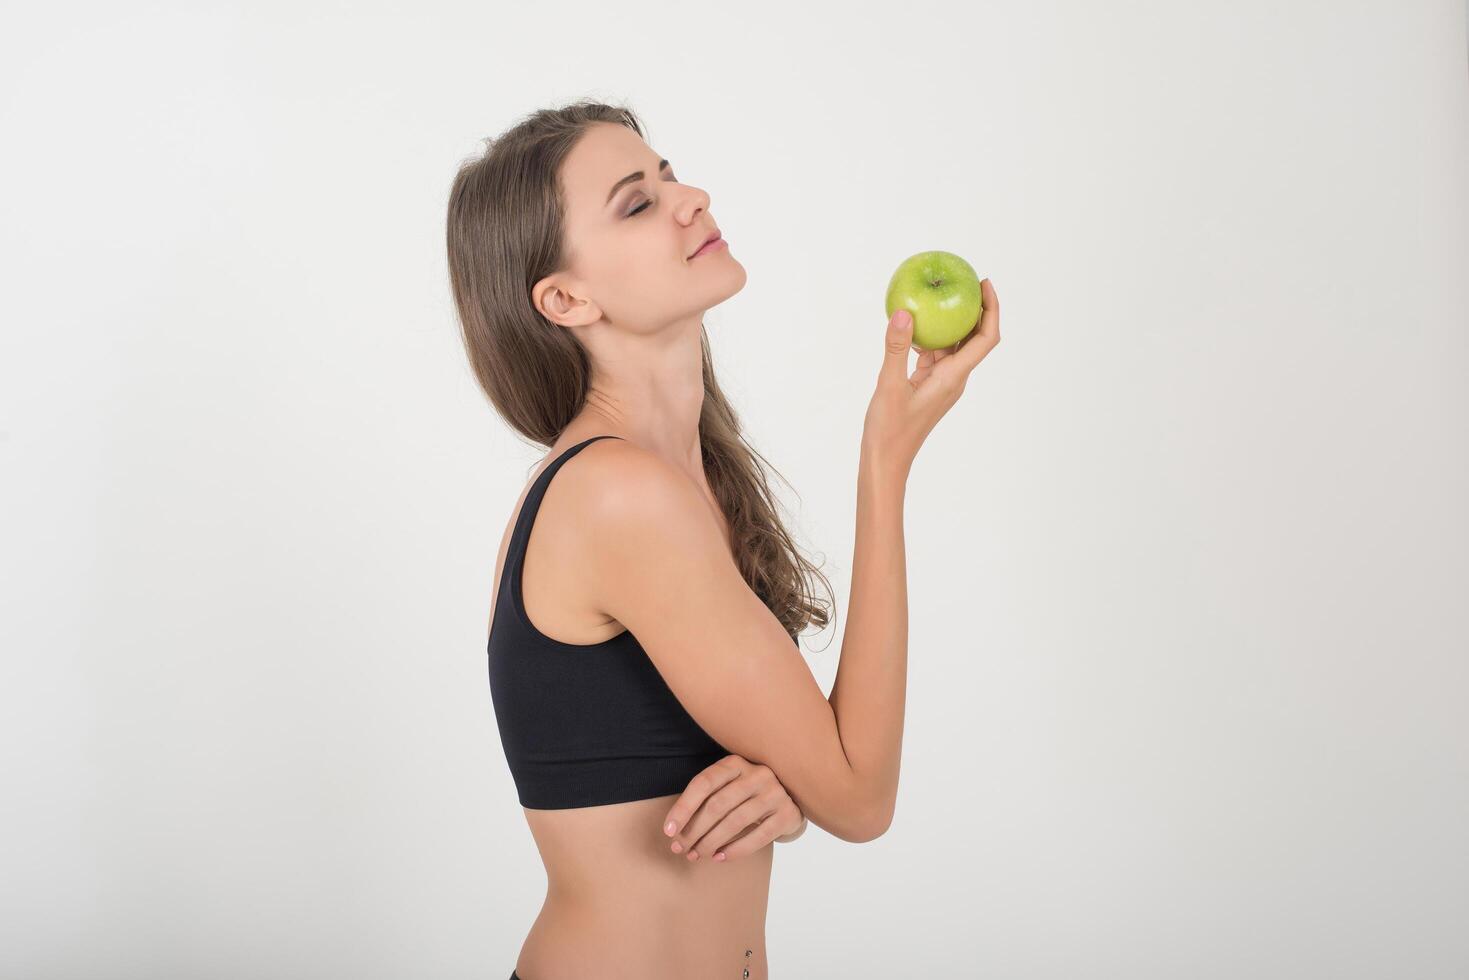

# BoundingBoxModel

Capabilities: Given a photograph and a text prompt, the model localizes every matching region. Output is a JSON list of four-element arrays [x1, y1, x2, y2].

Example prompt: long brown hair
[[446, 97, 834, 645]]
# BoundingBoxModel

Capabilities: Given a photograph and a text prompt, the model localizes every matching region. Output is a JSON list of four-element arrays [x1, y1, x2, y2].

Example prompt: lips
[[688, 229, 722, 259]]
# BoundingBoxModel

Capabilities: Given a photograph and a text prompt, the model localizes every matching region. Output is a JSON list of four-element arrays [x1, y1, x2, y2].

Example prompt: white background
[[3, 1, 1466, 977]]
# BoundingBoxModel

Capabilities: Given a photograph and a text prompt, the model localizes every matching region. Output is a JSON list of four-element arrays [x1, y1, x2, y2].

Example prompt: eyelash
[[626, 175, 677, 217]]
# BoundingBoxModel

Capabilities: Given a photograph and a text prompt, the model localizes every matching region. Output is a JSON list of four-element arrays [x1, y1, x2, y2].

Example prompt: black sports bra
[[487, 434, 730, 809]]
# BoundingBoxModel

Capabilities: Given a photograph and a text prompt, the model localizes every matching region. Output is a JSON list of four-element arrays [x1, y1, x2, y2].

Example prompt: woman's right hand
[[862, 277, 1000, 477]]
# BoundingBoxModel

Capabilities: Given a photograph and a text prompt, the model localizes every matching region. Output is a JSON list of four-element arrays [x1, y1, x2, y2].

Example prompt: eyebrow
[[605, 159, 670, 206]]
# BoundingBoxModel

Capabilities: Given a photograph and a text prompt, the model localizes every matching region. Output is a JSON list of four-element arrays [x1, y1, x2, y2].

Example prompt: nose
[[679, 184, 710, 224]]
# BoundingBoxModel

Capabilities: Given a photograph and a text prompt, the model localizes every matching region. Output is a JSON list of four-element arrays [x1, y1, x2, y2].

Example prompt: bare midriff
[[513, 793, 773, 980]]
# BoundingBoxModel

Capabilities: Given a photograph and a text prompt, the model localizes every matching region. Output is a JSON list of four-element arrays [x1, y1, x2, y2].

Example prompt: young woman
[[446, 99, 1000, 980]]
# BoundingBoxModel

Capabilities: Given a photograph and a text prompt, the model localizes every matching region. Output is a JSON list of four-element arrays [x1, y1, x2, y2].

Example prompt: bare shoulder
[[556, 438, 717, 536], [552, 439, 739, 629]]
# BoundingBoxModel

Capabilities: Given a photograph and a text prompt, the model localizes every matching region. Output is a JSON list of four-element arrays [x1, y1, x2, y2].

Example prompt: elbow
[[839, 795, 895, 844], [807, 761, 896, 842], [860, 803, 895, 842]]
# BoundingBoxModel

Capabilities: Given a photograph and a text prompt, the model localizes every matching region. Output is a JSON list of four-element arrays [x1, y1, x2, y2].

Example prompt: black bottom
[[509, 972, 521, 980]]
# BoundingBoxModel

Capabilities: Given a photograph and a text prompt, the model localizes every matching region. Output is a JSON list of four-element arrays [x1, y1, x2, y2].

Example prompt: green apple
[[884, 250, 983, 351]]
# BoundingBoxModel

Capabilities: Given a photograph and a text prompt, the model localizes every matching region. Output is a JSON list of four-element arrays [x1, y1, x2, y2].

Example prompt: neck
[[574, 313, 708, 482]]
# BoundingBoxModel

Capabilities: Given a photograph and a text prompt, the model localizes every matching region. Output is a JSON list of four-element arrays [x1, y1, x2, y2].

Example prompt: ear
[[533, 274, 602, 328]]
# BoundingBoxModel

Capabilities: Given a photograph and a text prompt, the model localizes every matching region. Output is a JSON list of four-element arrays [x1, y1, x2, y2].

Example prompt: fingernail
[[688, 851, 698, 861], [671, 841, 683, 853], [665, 821, 677, 835], [715, 852, 727, 862]]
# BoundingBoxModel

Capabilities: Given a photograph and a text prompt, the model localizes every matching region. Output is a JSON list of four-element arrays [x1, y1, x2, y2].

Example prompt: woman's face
[[535, 122, 745, 334]]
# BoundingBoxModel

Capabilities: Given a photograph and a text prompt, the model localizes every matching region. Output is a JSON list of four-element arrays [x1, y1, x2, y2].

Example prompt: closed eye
[[625, 174, 679, 217]]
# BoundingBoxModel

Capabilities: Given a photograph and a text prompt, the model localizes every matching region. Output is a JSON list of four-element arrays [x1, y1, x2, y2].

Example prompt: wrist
[[775, 817, 808, 844], [858, 445, 908, 498]]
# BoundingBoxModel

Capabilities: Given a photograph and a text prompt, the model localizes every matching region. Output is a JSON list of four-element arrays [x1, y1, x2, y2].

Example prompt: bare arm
[[587, 448, 885, 842], [825, 448, 909, 836], [844, 278, 1001, 832], [586, 280, 1001, 843]]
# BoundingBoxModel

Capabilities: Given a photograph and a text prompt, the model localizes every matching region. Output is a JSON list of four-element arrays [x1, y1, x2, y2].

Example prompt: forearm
[[826, 444, 908, 837]]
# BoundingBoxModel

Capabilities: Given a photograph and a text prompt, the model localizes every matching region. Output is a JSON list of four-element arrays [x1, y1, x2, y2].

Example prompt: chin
[[686, 256, 747, 316], [711, 257, 748, 300]]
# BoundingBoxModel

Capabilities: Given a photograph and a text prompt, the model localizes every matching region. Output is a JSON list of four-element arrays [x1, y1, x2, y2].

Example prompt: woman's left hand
[[662, 754, 807, 863]]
